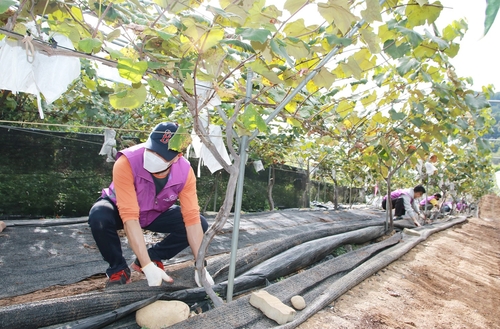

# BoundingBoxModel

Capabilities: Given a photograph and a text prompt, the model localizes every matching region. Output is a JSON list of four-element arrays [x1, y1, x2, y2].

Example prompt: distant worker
[[382, 185, 426, 227], [88, 122, 214, 288], [419, 193, 442, 211], [441, 200, 453, 213], [456, 198, 468, 213]]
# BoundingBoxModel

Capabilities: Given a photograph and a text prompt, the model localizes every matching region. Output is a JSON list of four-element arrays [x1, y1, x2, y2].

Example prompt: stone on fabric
[[403, 228, 421, 236], [249, 290, 296, 325], [136, 300, 189, 329], [0, 221, 6, 233], [291, 295, 306, 310]]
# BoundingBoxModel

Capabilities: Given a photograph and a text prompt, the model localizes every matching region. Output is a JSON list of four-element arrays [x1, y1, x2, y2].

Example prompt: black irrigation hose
[[52, 294, 161, 329], [230, 226, 385, 288], [211, 218, 385, 280], [162, 226, 385, 302], [150, 226, 387, 303]]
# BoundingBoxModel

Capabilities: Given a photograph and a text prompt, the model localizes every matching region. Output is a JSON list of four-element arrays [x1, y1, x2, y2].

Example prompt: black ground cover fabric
[[35, 216, 464, 329], [0, 209, 384, 299], [2, 225, 385, 329]]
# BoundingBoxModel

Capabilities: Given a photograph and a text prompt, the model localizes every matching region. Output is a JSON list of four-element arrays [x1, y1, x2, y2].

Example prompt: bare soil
[[2, 195, 499, 329], [298, 194, 500, 329]]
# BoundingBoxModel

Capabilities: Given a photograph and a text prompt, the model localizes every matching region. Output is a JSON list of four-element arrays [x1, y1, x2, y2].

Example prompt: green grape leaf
[[169, 125, 192, 152], [78, 38, 102, 54], [384, 40, 410, 59], [0, 0, 16, 14], [325, 34, 353, 46], [360, 0, 383, 23], [394, 26, 424, 47], [221, 39, 256, 53], [106, 29, 121, 42], [241, 105, 268, 133], [464, 93, 490, 109], [485, 0, 500, 36], [396, 57, 420, 76], [235, 27, 271, 43], [104, 47, 124, 59], [284, 0, 309, 14], [148, 78, 166, 95], [117, 59, 148, 83], [312, 67, 336, 89], [109, 85, 147, 109], [389, 109, 406, 120], [318, 0, 358, 35]]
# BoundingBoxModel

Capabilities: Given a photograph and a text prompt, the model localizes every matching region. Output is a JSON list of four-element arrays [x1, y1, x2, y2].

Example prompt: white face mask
[[143, 150, 172, 173]]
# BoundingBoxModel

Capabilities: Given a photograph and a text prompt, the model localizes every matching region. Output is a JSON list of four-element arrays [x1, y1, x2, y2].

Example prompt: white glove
[[142, 262, 174, 286], [194, 267, 215, 287]]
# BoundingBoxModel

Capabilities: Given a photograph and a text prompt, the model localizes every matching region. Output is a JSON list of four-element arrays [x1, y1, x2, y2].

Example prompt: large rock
[[250, 290, 296, 325], [136, 300, 189, 329], [0, 221, 5, 233]]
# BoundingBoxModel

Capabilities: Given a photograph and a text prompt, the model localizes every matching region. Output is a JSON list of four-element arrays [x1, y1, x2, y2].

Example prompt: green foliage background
[[0, 127, 364, 218], [0, 127, 114, 218]]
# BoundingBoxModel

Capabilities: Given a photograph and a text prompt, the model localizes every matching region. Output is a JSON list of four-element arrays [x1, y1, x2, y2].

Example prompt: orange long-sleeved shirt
[[113, 155, 201, 227]]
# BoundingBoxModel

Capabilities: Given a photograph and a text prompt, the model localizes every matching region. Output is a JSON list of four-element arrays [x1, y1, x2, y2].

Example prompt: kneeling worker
[[382, 185, 426, 227], [419, 193, 442, 211], [88, 122, 214, 288]]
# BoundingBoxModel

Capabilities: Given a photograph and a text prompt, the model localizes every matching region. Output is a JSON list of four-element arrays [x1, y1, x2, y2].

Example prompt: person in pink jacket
[[382, 185, 426, 226], [419, 193, 442, 211], [88, 122, 214, 288]]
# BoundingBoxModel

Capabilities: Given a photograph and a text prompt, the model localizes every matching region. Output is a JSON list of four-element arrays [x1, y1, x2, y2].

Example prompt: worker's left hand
[[194, 267, 215, 287]]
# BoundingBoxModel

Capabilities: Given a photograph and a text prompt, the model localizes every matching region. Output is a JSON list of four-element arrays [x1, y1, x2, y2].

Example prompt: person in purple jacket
[[382, 185, 426, 226], [88, 122, 214, 288], [419, 193, 442, 211], [456, 198, 468, 213]]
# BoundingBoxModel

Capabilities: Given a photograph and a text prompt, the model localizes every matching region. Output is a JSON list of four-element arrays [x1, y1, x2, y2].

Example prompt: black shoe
[[394, 216, 403, 220], [106, 268, 131, 287]]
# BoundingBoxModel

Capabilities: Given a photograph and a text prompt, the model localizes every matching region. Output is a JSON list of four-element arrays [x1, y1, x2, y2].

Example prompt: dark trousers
[[420, 204, 433, 211], [88, 198, 208, 276], [382, 198, 406, 217]]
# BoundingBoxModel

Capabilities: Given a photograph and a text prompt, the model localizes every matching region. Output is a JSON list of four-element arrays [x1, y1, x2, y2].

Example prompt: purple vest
[[383, 189, 413, 202], [419, 196, 436, 206], [456, 201, 466, 211], [101, 143, 190, 227]]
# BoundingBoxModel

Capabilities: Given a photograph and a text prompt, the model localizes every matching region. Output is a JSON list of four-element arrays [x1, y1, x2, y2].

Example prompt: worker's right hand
[[413, 219, 422, 227], [194, 267, 215, 287], [142, 262, 174, 286]]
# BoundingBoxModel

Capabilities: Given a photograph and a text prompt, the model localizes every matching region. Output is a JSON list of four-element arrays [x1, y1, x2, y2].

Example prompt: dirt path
[[298, 195, 500, 329]]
